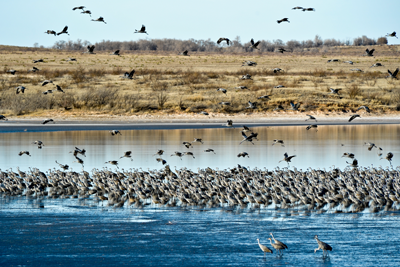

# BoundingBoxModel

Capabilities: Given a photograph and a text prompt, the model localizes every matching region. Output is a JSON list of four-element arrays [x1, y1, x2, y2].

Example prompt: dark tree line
[[51, 35, 388, 52]]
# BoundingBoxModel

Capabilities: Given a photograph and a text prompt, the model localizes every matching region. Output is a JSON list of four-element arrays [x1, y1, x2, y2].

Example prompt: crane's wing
[[254, 41, 260, 47], [393, 68, 399, 77], [141, 25, 146, 31], [250, 38, 254, 45], [217, 38, 223, 44]]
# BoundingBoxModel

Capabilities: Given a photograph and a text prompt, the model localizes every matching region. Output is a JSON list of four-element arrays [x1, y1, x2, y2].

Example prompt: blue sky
[[1, 0, 399, 48]]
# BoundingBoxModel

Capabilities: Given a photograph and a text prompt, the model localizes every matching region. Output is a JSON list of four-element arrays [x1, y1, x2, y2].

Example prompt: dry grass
[[0, 44, 399, 117]]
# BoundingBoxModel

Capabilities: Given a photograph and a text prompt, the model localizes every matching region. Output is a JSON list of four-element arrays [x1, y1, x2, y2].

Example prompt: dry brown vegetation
[[0, 44, 400, 117]]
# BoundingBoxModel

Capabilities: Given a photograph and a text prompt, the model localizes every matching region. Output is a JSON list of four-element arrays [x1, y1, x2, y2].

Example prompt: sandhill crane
[[342, 153, 355, 159], [110, 50, 120, 56], [105, 160, 119, 168], [242, 61, 257, 67], [16, 86, 26, 94], [219, 102, 231, 106], [387, 68, 399, 79], [292, 6, 303, 10], [351, 68, 363, 72], [92, 17, 106, 24], [180, 50, 189, 56], [344, 60, 353, 64], [303, 8, 315, 11], [85, 45, 95, 54], [7, 70, 17, 75], [29, 67, 40, 72], [42, 119, 54, 125], [329, 88, 341, 95], [305, 114, 317, 122], [273, 68, 282, 73], [249, 38, 260, 50], [241, 125, 251, 133], [199, 111, 209, 115], [240, 132, 257, 145], [151, 150, 164, 157], [225, 120, 233, 127], [81, 10, 91, 16], [33, 59, 43, 63], [364, 48, 375, 56], [42, 90, 53, 95], [56, 85, 64, 93], [70, 147, 86, 157], [290, 101, 301, 111], [74, 156, 84, 167], [193, 138, 204, 144], [370, 63, 383, 68], [258, 95, 271, 100], [45, 30, 56, 36], [257, 239, 273, 257], [274, 85, 285, 88], [277, 48, 286, 53], [346, 159, 358, 168], [204, 149, 216, 154], [348, 114, 360, 122], [57, 26, 69, 35], [268, 238, 286, 255], [55, 160, 69, 170], [135, 25, 148, 34], [119, 151, 133, 161], [306, 124, 318, 132], [67, 58, 77, 62], [217, 38, 231, 45], [279, 152, 296, 166], [121, 69, 135, 79], [387, 32, 398, 38], [240, 74, 252, 80], [237, 152, 249, 158], [274, 105, 284, 111], [156, 158, 167, 165], [246, 101, 257, 109], [32, 140, 44, 149], [217, 88, 227, 94], [19, 151, 31, 157], [183, 142, 193, 148], [270, 233, 288, 250], [381, 152, 394, 166], [277, 18, 290, 24], [110, 130, 121, 136], [235, 86, 248, 90], [314, 235, 332, 258], [41, 80, 53, 86], [357, 105, 370, 113], [327, 59, 339, 63], [171, 151, 184, 160], [0, 115, 8, 121], [72, 6, 85, 11], [364, 142, 377, 151], [184, 152, 195, 158], [272, 139, 285, 146]]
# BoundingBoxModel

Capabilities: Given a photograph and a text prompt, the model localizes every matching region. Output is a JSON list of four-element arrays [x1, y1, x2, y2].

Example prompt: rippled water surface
[[1, 124, 400, 266]]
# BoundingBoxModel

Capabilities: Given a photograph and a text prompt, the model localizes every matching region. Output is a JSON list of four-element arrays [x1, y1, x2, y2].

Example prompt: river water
[[1, 124, 399, 266]]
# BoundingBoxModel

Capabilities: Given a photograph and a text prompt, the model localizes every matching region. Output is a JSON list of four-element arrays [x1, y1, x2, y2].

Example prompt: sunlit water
[[1, 124, 400, 266], [0, 124, 399, 172]]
